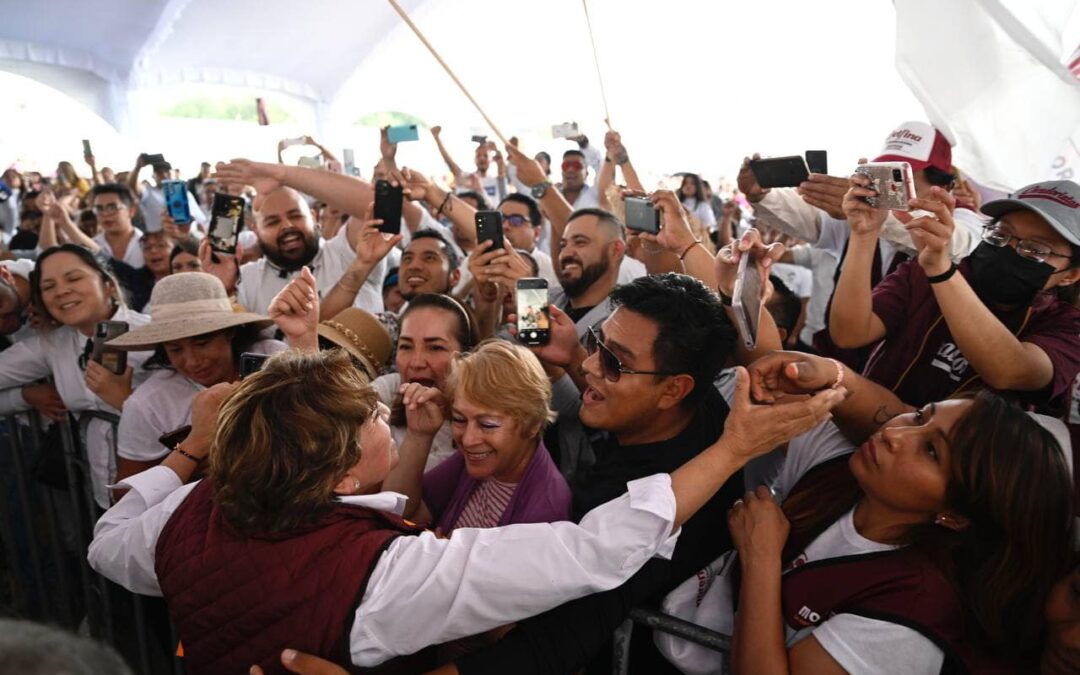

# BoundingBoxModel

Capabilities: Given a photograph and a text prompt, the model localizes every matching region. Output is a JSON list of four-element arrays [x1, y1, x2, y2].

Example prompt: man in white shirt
[[90, 184, 145, 269], [0, 259, 33, 340], [559, 149, 600, 210], [128, 157, 207, 233], [430, 127, 506, 207]]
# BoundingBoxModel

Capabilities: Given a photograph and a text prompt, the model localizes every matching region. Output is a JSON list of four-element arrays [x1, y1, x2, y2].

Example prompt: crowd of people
[[1, 118, 1079, 675]]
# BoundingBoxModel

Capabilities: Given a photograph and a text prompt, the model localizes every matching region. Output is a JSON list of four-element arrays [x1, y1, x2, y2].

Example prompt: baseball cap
[[873, 121, 952, 173], [981, 180, 1080, 247]]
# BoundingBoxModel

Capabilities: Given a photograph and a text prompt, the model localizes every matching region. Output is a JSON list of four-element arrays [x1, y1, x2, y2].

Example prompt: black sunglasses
[[585, 326, 681, 383]]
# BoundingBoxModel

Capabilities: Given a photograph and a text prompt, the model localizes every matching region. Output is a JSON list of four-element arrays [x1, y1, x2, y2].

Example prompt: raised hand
[[505, 145, 547, 187], [841, 163, 888, 236], [268, 267, 319, 347], [214, 159, 285, 197], [748, 351, 840, 403], [797, 174, 849, 220], [400, 382, 446, 437], [906, 186, 956, 276], [729, 486, 789, 563], [714, 228, 784, 297], [84, 362, 134, 410], [430, 125, 442, 138], [352, 203, 401, 268], [508, 304, 583, 370], [641, 189, 697, 254], [198, 238, 240, 294], [379, 126, 397, 162], [737, 154, 770, 203]]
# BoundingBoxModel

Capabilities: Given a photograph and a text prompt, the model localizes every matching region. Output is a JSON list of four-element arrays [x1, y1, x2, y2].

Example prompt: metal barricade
[[613, 607, 731, 675]]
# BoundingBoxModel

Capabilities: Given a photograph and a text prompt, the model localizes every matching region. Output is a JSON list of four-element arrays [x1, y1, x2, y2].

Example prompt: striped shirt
[[453, 479, 519, 530]]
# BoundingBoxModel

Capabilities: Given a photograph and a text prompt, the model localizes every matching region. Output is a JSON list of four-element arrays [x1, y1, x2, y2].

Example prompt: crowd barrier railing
[[612, 607, 731, 675]]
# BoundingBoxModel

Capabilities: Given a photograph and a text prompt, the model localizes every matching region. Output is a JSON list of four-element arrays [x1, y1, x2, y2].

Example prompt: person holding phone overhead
[[127, 155, 207, 233], [0, 244, 152, 508], [107, 272, 285, 487]]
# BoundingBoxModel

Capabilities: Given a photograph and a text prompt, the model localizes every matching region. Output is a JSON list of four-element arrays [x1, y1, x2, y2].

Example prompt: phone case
[[92, 321, 129, 375], [239, 352, 270, 378], [476, 211, 504, 251], [750, 156, 810, 189], [805, 150, 828, 175], [731, 254, 763, 351], [854, 162, 915, 211], [163, 180, 193, 225], [374, 180, 403, 234], [209, 193, 245, 255], [624, 197, 661, 233], [387, 125, 420, 143], [552, 123, 579, 139]]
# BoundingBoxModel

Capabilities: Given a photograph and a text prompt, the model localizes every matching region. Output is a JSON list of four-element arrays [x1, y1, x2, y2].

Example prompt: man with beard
[[552, 208, 627, 336], [204, 186, 387, 316]]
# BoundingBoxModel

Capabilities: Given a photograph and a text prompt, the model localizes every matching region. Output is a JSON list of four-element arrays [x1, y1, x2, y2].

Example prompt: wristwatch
[[531, 181, 552, 200]]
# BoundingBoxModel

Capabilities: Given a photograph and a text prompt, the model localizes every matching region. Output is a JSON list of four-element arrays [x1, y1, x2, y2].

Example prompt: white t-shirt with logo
[[656, 422, 945, 675]]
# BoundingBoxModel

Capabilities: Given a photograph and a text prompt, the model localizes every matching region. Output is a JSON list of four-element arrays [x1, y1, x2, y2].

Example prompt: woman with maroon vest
[[87, 341, 845, 673], [658, 351, 1074, 674]]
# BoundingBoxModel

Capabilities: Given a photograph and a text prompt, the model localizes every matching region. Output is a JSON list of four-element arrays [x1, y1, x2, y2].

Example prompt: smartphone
[[239, 352, 270, 378], [142, 153, 165, 166], [158, 425, 192, 450], [281, 137, 307, 148], [552, 122, 580, 139], [749, 156, 810, 189], [163, 180, 193, 225], [209, 193, 245, 255], [92, 321, 129, 375], [805, 150, 828, 175], [471, 135, 488, 144], [731, 253, 763, 351], [387, 124, 420, 144], [343, 148, 358, 177], [516, 278, 550, 346], [624, 196, 661, 234], [374, 180, 403, 235], [854, 161, 916, 211], [82, 139, 92, 158], [475, 211, 504, 251]]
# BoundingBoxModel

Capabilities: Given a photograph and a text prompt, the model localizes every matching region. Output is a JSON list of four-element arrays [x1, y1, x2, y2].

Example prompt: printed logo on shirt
[[795, 605, 823, 627], [930, 342, 969, 382]]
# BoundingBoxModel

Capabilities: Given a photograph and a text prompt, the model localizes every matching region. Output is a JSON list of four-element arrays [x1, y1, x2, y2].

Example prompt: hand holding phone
[[515, 278, 550, 345], [91, 321, 129, 375], [209, 193, 245, 255], [387, 125, 420, 144], [475, 211, 505, 251], [374, 180, 403, 234], [624, 196, 661, 234], [239, 352, 270, 378], [731, 252, 764, 351], [163, 180, 193, 225], [552, 122, 580, 139], [805, 150, 828, 175], [749, 156, 809, 189], [853, 162, 916, 211]]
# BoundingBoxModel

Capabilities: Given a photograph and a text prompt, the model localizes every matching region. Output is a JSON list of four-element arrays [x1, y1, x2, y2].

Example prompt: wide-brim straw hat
[[317, 308, 392, 380], [107, 272, 272, 350]]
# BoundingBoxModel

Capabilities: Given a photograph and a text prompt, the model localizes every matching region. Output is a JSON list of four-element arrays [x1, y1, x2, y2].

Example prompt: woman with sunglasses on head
[[659, 349, 1075, 674], [107, 272, 285, 487], [829, 180, 1080, 438], [0, 244, 152, 508]]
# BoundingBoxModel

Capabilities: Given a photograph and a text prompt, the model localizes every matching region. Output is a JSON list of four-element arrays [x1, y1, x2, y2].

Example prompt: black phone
[[239, 352, 270, 378], [805, 150, 828, 175], [82, 139, 92, 158], [471, 135, 488, 144], [142, 153, 166, 166], [158, 425, 192, 450], [516, 278, 550, 345], [475, 210, 504, 251], [749, 156, 810, 189], [624, 196, 661, 233], [92, 321, 129, 375], [209, 193, 244, 255], [163, 180, 193, 225], [374, 180, 403, 235]]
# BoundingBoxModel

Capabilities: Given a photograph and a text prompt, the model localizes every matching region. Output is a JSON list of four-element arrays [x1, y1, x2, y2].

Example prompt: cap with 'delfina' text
[[981, 180, 1080, 247], [873, 121, 952, 173]]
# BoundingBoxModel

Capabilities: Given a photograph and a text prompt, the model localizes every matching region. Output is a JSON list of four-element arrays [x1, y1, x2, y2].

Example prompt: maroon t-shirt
[[862, 260, 1080, 414]]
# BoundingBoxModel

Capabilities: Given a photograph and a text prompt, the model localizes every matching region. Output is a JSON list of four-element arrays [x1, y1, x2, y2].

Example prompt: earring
[[352, 478, 361, 492], [934, 514, 948, 526]]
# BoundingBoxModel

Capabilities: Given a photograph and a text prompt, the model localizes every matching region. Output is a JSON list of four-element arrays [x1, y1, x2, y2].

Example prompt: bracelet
[[174, 442, 202, 464], [926, 263, 958, 284], [678, 239, 704, 260], [436, 192, 453, 217], [717, 290, 733, 307], [826, 358, 845, 390]]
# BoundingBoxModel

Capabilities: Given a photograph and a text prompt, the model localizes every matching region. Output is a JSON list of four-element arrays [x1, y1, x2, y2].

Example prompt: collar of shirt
[[337, 491, 408, 516]]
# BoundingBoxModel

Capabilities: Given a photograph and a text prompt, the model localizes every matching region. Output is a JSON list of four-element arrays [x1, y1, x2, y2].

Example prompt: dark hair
[[680, 172, 706, 207], [400, 293, 478, 351], [987, 216, 1080, 305], [766, 275, 802, 337], [608, 273, 737, 408], [0, 618, 133, 675], [456, 190, 489, 210], [408, 229, 460, 272], [536, 151, 552, 166], [30, 245, 125, 327], [144, 325, 262, 372], [169, 238, 199, 266], [784, 391, 1074, 660], [567, 207, 626, 242], [499, 193, 542, 226], [563, 149, 586, 161], [924, 165, 957, 188], [89, 183, 134, 208]]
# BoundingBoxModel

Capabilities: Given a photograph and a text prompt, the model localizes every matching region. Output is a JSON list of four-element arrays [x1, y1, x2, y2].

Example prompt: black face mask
[[966, 241, 1054, 307]]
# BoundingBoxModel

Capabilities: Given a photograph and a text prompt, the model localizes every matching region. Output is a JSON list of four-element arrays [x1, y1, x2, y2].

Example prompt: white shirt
[[88, 466, 680, 667], [140, 185, 208, 234], [237, 226, 385, 316], [563, 183, 600, 210], [788, 245, 838, 345], [0, 259, 34, 343], [372, 373, 455, 472], [683, 198, 718, 231], [0, 306, 153, 507], [94, 229, 145, 269], [116, 339, 286, 463], [657, 422, 944, 675]]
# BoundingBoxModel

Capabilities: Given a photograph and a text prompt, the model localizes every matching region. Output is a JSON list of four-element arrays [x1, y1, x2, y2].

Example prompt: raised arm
[[321, 210, 400, 320], [430, 126, 465, 182], [828, 172, 889, 348], [738, 154, 824, 244], [401, 168, 477, 249], [379, 383, 443, 522], [214, 160, 375, 220], [713, 229, 786, 363], [504, 146, 572, 260], [128, 154, 146, 197]]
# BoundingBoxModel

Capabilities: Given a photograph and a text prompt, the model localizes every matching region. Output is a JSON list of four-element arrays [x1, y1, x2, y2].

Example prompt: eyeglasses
[[981, 223, 1072, 264], [503, 214, 532, 227], [561, 160, 584, 172], [585, 326, 681, 383], [92, 203, 121, 215]]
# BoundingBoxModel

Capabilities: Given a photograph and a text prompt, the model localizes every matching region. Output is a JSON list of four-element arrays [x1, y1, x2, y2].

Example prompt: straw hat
[[107, 272, 272, 350], [317, 308, 392, 379]]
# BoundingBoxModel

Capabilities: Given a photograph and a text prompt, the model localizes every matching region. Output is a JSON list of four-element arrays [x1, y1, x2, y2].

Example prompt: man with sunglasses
[[830, 178, 1080, 424], [89, 183, 145, 269], [456, 272, 749, 675], [557, 149, 600, 210]]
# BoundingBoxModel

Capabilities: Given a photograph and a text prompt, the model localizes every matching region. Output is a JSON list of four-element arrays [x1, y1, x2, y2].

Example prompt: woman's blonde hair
[[443, 339, 555, 438], [209, 349, 378, 536]]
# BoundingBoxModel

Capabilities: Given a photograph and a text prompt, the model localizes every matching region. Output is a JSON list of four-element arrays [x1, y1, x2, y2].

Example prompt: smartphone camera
[[892, 169, 903, 182]]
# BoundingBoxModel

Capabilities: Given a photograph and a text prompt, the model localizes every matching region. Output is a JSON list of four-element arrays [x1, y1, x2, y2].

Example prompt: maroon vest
[[155, 480, 419, 675], [739, 458, 1031, 674]]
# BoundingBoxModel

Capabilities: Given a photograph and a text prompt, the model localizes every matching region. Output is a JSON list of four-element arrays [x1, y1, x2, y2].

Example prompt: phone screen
[[209, 194, 244, 254], [516, 281, 550, 345], [239, 353, 270, 378], [374, 180, 403, 234], [732, 253, 763, 350], [92, 321, 129, 375]]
